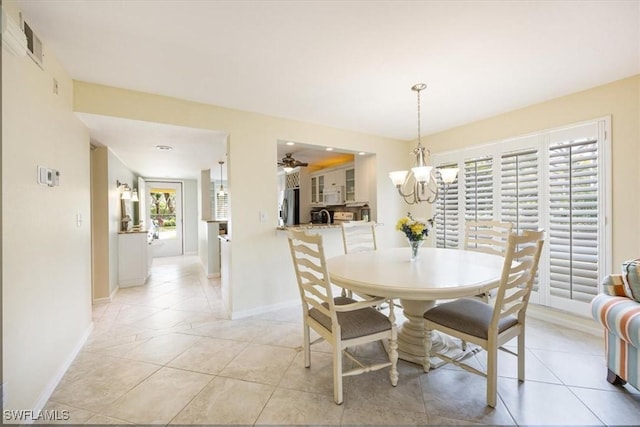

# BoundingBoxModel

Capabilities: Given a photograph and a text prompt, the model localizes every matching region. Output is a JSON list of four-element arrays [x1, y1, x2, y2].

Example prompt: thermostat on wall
[[37, 165, 59, 187]]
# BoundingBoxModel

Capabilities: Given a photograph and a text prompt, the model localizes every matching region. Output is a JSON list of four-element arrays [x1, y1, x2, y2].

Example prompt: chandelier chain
[[417, 87, 421, 146]]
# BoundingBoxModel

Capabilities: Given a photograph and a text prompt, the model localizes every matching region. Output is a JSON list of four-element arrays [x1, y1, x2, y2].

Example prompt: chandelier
[[389, 83, 458, 204]]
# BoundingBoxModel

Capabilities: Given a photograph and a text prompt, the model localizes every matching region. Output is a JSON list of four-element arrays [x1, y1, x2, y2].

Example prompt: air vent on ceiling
[[20, 13, 43, 68]]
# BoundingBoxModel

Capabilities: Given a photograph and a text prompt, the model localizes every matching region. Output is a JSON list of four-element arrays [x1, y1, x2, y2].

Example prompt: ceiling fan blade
[[278, 152, 307, 168]]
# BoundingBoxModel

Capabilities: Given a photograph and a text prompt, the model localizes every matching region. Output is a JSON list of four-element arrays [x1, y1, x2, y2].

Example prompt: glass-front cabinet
[[310, 175, 325, 204], [345, 167, 355, 202], [311, 176, 317, 203]]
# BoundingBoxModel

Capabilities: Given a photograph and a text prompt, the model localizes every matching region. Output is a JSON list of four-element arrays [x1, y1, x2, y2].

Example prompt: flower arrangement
[[396, 214, 434, 242]]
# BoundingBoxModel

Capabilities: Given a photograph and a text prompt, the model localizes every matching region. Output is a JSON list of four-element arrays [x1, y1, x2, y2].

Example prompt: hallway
[[41, 256, 640, 425]]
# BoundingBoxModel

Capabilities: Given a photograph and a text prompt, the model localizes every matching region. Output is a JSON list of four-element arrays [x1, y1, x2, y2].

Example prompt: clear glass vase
[[408, 239, 424, 261]]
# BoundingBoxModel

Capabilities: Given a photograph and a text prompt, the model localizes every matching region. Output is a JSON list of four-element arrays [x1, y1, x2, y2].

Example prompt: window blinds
[[548, 138, 599, 303], [435, 166, 459, 248], [464, 156, 493, 222], [500, 150, 539, 233]]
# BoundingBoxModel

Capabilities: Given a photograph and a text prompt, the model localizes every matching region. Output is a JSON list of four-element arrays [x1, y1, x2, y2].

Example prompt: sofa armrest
[[601, 274, 628, 296], [592, 293, 640, 348]]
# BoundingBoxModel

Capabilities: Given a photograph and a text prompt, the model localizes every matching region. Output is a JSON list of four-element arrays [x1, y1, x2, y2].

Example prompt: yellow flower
[[396, 217, 410, 230], [410, 222, 425, 236]]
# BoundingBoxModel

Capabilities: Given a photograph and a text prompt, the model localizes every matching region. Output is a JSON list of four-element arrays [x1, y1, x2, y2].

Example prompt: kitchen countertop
[[277, 223, 344, 231]]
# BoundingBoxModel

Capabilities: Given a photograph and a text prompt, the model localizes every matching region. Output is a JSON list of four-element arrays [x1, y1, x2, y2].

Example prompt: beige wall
[[2, 0, 92, 411], [91, 146, 110, 300], [73, 82, 411, 317], [424, 75, 640, 268]]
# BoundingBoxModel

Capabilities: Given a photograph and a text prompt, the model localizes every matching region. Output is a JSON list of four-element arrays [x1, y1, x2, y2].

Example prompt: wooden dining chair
[[287, 229, 399, 405], [423, 229, 544, 408], [464, 220, 514, 302], [341, 220, 377, 254]]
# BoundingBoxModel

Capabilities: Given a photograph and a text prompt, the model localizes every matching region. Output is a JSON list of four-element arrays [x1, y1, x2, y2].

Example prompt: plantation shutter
[[548, 138, 599, 303], [464, 156, 493, 222], [435, 165, 460, 248], [501, 149, 540, 291], [213, 180, 229, 220], [500, 150, 539, 233]]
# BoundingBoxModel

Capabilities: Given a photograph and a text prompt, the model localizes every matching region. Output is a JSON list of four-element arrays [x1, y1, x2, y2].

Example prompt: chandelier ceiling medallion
[[389, 83, 458, 205]]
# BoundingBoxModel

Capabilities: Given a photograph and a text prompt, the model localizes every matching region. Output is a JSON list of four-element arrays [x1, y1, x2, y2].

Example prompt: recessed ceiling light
[[358, 152, 366, 155], [286, 141, 295, 146], [326, 147, 333, 151], [156, 145, 173, 151]]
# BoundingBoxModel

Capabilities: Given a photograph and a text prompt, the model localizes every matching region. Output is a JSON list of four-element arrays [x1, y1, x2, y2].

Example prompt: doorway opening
[[147, 181, 184, 257]]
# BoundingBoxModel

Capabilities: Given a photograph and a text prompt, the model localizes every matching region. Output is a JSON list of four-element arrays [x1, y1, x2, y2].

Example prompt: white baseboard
[[184, 251, 197, 256], [30, 321, 94, 422], [230, 298, 300, 320], [528, 304, 603, 337], [92, 285, 118, 304]]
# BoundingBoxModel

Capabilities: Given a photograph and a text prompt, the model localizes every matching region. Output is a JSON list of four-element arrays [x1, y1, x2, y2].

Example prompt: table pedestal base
[[395, 299, 463, 370]]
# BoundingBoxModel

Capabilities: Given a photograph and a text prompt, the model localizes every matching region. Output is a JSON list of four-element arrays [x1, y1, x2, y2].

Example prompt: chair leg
[[303, 323, 311, 368], [517, 332, 525, 382], [389, 333, 399, 386], [487, 345, 498, 408], [333, 345, 343, 404]]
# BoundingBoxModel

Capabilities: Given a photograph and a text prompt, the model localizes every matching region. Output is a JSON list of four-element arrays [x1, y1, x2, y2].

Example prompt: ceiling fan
[[278, 153, 308, 171]]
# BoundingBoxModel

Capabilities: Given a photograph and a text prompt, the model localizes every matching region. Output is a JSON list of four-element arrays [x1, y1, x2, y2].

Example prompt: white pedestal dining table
[[326, 247, 505, 369]]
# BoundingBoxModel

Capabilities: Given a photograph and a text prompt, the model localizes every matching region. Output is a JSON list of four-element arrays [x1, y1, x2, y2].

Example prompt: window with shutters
[[430, 118, 610, 317], [548, 138, 600, 306], [500, 150, 539, 233], [212, 180, 229, 220], [464, 156, 493, 222], [500, 149, 541, 293], [435, 166, 460, 248]]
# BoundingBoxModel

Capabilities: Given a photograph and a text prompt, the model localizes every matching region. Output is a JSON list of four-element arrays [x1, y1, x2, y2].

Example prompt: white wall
[[1, 0, 92, 411], [183, 179, 198, 254]]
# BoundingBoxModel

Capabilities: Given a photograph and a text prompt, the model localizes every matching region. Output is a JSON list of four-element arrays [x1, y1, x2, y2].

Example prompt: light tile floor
[[42, 255, 640, 425]]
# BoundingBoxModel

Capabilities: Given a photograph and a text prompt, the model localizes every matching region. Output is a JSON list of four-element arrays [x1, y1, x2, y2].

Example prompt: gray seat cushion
[[423, 298, 517, 340], [309, 296, 392, 340]]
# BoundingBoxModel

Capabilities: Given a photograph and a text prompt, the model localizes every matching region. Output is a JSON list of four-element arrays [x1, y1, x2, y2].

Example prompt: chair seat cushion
[[423, 298, 517, 340], [309, 296, 392, 340]]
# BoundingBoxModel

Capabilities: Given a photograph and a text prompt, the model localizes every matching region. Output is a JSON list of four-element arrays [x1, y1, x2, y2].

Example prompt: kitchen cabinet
[[324, 168, 345, 189], [118, 231, 151, 287], [311, 165, 349, 203], [310, 174, 324, 204], [345, 167, 355, 202]]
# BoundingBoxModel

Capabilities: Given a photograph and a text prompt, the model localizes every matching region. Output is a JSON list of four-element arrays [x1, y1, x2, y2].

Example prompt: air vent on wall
[[20, 13, 43, 68], [1, 7, 27, 56]]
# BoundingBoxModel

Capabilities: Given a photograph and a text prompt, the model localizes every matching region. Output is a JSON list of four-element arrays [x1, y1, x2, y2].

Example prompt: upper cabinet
[[310, 162, 363, 205], [324, 167, 346, 189], [345, 166, 355, 202]]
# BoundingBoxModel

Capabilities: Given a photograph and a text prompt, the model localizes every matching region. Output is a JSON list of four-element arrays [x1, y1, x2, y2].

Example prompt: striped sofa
[[591, 265, 640, 391]]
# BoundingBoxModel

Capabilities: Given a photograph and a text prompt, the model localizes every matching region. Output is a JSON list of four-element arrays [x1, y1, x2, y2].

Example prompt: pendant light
[[217, 161, 226, 196], [389, 83, 458, 204]]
